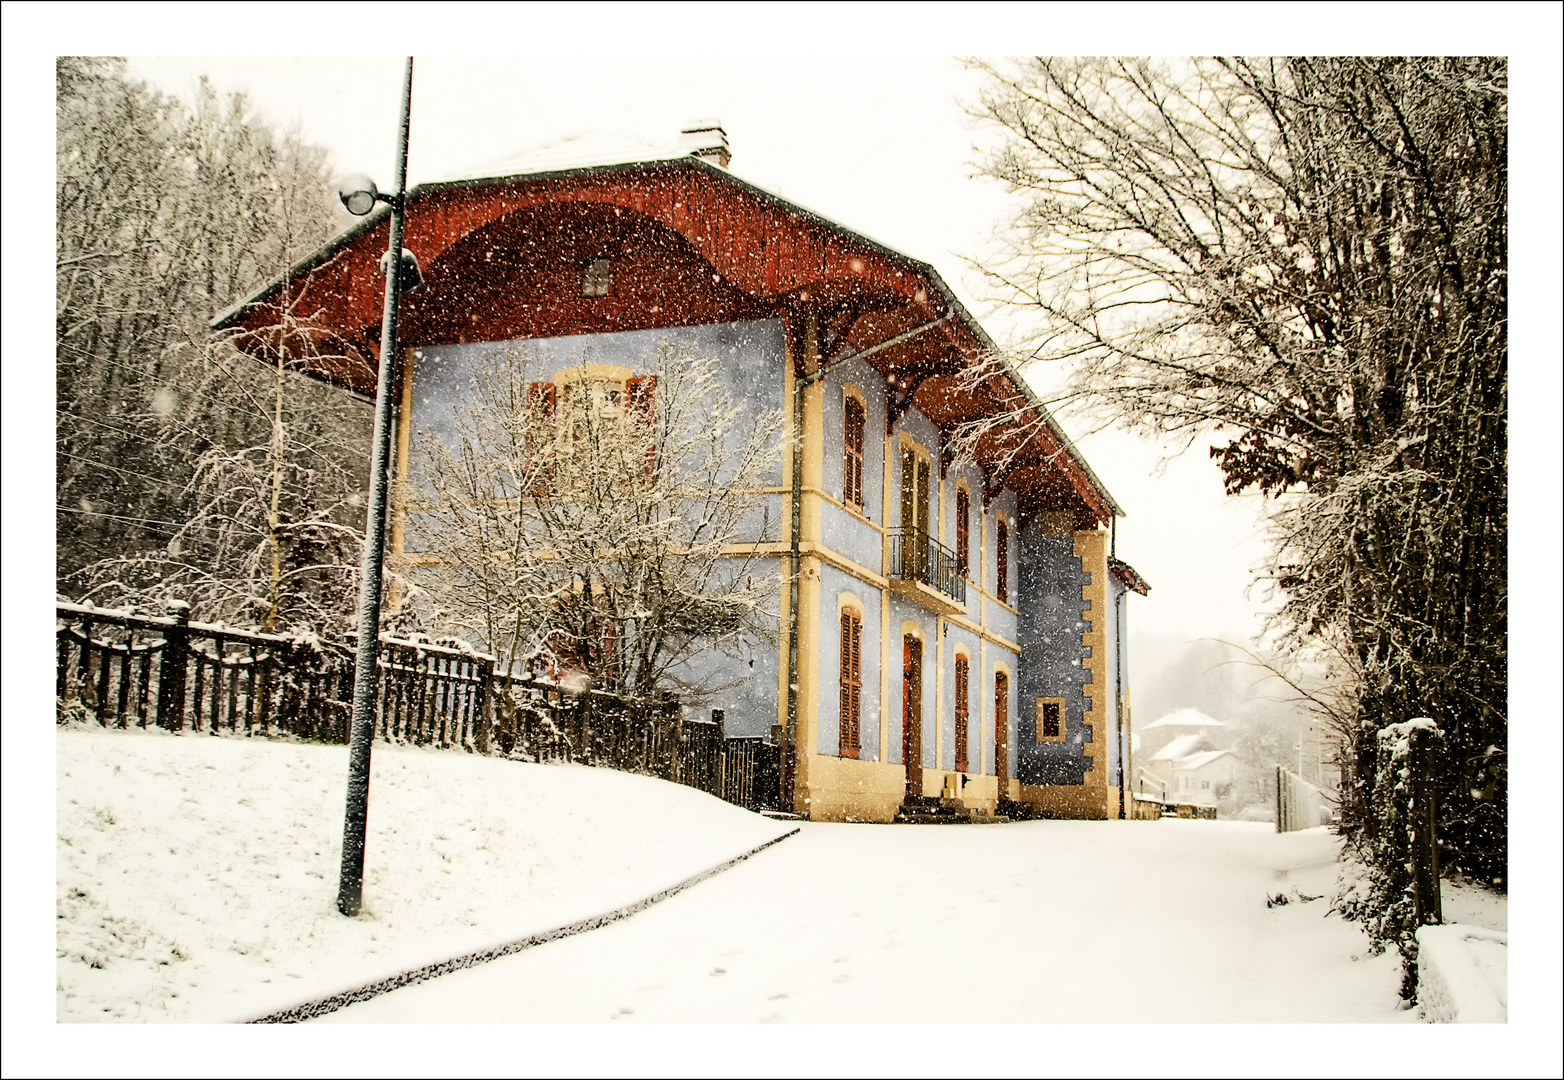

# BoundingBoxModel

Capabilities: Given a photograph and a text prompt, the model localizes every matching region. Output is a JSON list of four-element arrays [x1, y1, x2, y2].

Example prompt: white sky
[[8, 8, 1557, 648], [104, 49, 1281, 643]]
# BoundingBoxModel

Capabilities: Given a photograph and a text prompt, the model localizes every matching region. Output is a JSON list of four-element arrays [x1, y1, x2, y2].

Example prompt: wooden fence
[[55, 601, 781, 812]]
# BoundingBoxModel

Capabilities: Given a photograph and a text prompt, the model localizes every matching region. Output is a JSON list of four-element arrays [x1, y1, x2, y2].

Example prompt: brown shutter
[[626, 375, 656, 473], [526, 382, 556, 496], [955, 655, 970, 772], [956, 489, 969, 578], [839, 609, 861, 758], [844, 397, 865, 511], [995, 670, 1009, 784], [996, 517, 1009, 603]]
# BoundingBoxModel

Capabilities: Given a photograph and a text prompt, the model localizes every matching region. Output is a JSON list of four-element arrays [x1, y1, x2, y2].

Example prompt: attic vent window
[[582, 257, 612, 297]]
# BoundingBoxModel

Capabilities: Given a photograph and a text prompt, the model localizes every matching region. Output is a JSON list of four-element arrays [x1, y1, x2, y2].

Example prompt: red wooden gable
[[215, 157, 1116, 525]]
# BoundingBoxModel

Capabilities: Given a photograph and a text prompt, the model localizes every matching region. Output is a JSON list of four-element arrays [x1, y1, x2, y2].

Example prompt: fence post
[[1408, 723, 1443, 928], [156, 600, 191, 732], [475, 658, 492, 755]]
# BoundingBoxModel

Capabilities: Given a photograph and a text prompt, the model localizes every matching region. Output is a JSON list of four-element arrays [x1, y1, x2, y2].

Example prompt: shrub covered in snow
[[1333, 719, 1442, 1000]]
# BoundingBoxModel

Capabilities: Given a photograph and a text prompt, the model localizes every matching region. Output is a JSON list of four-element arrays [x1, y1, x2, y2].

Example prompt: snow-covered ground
[[321, 816, 1415, 1023], [29, 727, 1556, 1077], [55, 728, 791, 1023]]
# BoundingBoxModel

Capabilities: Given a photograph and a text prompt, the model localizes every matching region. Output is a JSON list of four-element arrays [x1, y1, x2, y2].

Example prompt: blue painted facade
[[225, 149, 1141, 820]]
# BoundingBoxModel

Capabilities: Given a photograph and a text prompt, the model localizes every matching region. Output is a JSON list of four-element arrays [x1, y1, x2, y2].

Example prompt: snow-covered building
[[1137, 706, 1228, 758], [214, 126, 1149, 822], [1146, 730, 1238, 808]]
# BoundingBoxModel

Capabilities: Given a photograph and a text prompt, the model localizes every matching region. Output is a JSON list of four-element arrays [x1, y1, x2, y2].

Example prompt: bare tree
[[58, 57, 371, 635], [962, 57, 1507, 882], [406, 343, 784, 707]]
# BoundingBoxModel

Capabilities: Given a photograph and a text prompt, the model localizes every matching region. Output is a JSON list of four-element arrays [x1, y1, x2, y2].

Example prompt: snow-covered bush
[[1333, 719, 1442, 1001]]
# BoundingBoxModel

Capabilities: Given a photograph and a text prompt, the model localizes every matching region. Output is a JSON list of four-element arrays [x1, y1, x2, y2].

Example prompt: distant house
[[1147, 735, 1237, 808], [212, 126, 1150, 823], [1137, 707, 1228, 758]]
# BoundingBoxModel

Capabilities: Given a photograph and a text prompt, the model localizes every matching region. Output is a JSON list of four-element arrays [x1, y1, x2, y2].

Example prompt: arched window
[[843, 395, 865, 512], [839, 607, 862, 758], [955, 486, 970, 579], [996, 516, 1009, 603], [954, 653, 970, 772]]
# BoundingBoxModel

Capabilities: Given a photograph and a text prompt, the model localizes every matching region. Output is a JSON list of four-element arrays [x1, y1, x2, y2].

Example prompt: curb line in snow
[[247, 826, 802, 1024]]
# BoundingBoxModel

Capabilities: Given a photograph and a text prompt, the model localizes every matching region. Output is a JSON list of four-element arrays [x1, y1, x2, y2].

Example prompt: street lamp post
[[336, 57, 418, 917]]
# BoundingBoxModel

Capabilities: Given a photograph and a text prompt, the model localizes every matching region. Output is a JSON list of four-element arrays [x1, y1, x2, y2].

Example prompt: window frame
[[581, 256, 612, 297], [1035, 696, 1067, 743]]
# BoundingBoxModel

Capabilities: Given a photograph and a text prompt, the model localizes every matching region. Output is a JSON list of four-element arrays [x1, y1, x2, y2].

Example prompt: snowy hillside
[[56, 728, 793, 1022]]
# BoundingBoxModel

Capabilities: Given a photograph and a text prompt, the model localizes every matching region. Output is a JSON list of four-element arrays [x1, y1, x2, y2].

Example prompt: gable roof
[[1150, 733, 1215, 762], [212, 150, 1123, 524], [1173, 749, 1237, 772], [1143, 708, 1226, 731]]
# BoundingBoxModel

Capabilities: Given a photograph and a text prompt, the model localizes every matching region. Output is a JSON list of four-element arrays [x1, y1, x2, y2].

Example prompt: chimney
[[679, 120, 731, 169]]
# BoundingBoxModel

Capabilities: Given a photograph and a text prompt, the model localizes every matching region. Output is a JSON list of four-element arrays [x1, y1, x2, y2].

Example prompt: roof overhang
[[213, 156, 1121, 524]]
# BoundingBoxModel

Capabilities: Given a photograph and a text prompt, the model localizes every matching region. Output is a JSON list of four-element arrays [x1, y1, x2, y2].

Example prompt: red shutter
[[956, 489, 970, 578], [626, 375, 657, 474], [526, 382, 556, 496], [839, 609, 861, 758], [844, 397, 865, 511], [954, 655, 970, 772], [996, 517, 1009, 603]]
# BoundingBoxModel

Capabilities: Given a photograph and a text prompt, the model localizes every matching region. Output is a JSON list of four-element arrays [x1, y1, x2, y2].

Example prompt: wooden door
[[902, 634, 922, 794], [994, 670, 1009, 797]]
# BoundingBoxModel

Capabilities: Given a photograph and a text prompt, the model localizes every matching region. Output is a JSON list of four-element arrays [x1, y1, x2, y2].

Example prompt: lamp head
[[337, 173, 381, 216]]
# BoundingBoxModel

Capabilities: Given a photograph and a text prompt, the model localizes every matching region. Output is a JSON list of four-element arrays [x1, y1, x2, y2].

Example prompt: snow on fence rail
[[54, 601, 781, 812]]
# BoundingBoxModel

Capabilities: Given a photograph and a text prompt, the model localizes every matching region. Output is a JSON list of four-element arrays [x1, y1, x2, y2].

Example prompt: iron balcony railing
[[890, 526, 966, 603]]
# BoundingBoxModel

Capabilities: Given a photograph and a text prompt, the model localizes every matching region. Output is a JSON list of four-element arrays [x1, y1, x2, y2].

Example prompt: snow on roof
[[1175, 749, 1236, 772], [1142, 707, 1226, 731], [1149, 733, 1213, 761], [435, 132, 685, 184]]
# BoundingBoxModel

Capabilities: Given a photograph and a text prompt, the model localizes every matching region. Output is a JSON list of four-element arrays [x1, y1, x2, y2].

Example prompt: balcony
[[889, 526, 967, 615]]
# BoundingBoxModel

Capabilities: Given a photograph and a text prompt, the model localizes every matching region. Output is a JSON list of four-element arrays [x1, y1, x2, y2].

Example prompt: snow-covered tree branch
[[962, 56, 1507, 883], [406, 344, 784, 706]]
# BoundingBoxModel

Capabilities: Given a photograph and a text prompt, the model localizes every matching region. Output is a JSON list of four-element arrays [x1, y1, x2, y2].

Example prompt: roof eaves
[[210, 204, 392, 332], [206, 155, 1120, 518]]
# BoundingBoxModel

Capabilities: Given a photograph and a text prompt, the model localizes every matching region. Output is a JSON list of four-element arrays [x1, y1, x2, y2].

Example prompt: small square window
[[1036, 697, 1066, 742], [582, 257, 612, 297]]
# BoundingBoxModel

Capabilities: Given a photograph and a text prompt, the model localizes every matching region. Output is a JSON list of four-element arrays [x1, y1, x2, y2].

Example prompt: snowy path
[[319, 819, 1413, 1024]]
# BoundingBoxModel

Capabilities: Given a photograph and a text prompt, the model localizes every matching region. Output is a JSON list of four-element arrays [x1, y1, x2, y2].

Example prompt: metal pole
[[337, 57, 413, 917]]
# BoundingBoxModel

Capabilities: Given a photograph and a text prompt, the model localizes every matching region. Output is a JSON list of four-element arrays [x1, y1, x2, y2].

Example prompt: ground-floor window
[[839, 608, 861, 758]]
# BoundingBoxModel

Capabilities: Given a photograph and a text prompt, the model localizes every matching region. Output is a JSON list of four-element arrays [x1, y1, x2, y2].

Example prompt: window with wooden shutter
[[955, 487, 970, 579], [526, 382, 557, 496], [995, 670, 1010, 783], [954, 653, 970, 772], [625, 374, 656, 474], [844, 395, 865, 512], [839, 608, 861, 758], [996, 515, 1009, 603]]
